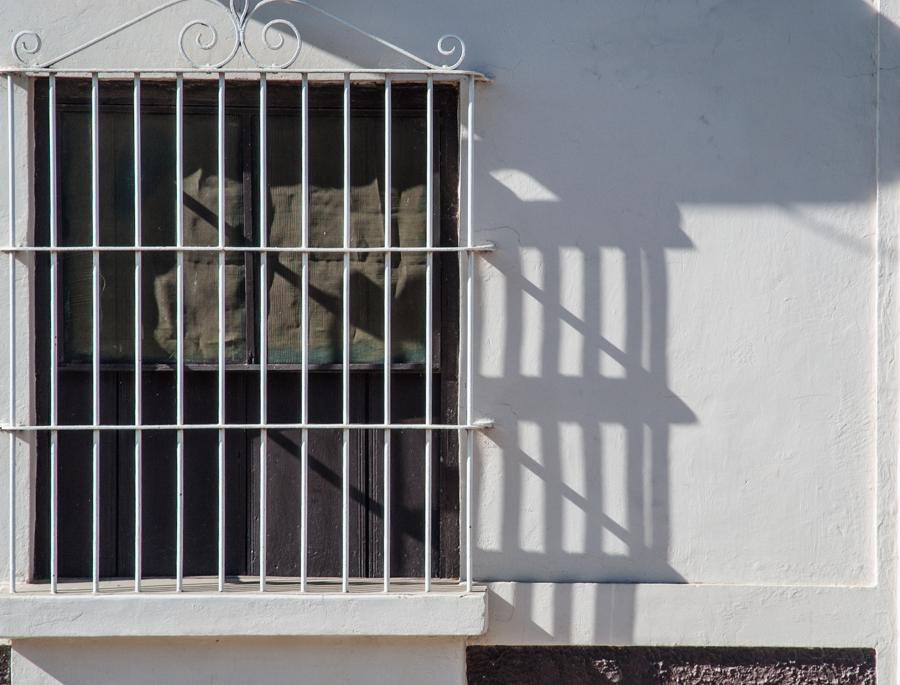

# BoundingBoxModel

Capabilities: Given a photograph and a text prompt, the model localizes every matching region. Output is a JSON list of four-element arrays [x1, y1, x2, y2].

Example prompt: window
[[30, 78, 462, 586]]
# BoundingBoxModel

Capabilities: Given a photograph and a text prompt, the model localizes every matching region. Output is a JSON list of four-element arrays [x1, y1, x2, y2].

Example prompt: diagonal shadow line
[[515, 271, 631, 369], [512, 449, 633, 545]]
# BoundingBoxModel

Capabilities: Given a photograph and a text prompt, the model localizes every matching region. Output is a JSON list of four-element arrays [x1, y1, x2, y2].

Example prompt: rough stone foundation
[[466, 646, 876, 684]]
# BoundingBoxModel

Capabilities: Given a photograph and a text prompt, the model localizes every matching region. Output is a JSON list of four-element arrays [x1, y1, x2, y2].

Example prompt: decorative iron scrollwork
[[11, 0, 467, 72], [178, 0, 303, 69], [436, 34, 465, 70], [10, 30, 42, 67]]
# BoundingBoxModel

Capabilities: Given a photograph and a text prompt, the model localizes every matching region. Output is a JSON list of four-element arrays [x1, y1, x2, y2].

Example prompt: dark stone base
[[466, 647, 876, 684]]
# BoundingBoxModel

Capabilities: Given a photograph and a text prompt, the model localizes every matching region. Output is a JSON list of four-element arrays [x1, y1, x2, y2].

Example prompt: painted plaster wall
[[11, 638, 466, 685], [469, 0, 877, 588], [0, 0, 895, 683], [0, 0, 881, 592]]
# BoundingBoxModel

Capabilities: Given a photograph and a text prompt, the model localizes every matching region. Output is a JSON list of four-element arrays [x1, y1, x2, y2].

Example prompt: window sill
[[0, 581, 487, 638]]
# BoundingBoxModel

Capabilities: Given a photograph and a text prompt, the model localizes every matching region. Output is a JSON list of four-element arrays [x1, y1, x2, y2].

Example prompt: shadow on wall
[[58, 0, 880, 647], [474, 188, 694, 643], [462, 0, 882, 644]]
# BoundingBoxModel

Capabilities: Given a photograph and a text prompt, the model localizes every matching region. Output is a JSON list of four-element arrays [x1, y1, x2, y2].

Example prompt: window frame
[[30, 77, 463, 583]]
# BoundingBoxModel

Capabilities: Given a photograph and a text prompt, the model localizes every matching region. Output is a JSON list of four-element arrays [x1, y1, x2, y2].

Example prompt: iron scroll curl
[[12, 0, 468, 72]]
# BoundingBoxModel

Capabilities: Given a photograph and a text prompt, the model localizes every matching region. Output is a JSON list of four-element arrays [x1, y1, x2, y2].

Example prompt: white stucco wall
[[11, 638, 467, 685], [472, 0, 878, 588], [0, 0, 896, 683]]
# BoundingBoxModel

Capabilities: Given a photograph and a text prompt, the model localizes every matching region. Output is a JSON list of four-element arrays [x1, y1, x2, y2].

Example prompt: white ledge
[[0, 590, 487, 638], [477, 582, 886, 649]]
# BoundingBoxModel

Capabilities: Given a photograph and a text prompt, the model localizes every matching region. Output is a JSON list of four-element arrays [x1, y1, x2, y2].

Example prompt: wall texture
[[466, 647, 877, 685], [471, 0, 877, 588], [11, 638, 465, 685], [0, 0, 896, 682]]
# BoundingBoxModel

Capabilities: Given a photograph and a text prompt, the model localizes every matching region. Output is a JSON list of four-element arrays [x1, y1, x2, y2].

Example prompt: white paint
[[477, 257, 505, 380], [489, 169, 560, 202], [0, 75, 34, 590], [518, 247, 543, 378], [0, 0, 897, 683], [599, 423, 629, 558], [598, 247, 627, 379], [0, 592, 486, 638], [516, 421, 545, 554], [557, 246, 584, 377], [479, 582, 890, 649], [12, 637, 467, 685], [559, 421, 586, 555]]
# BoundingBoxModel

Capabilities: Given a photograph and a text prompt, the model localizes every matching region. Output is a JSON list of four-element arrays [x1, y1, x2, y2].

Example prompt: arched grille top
[[9, 0, 483, 76]]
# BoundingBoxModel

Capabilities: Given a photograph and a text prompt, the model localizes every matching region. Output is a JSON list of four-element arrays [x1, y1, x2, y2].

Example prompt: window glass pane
[[58, 85, 434, 367], [177, 112, 247, 363], [266, 107, 429, 364], [59, 107, 246, 363]]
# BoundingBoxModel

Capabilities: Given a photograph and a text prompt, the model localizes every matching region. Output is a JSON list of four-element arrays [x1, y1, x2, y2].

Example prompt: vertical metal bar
[[217, 72, 226, 593], [6, 74, 15, 595], [300, 74, 309, 593], [382, 75, 391, 594], [133, 72, 143, 594], [342, 73, 350, 593], [91, 73, 101, 594], [465, 76, 475, 593], [424, 75, 434, 593], [175, 72, 184, 593], [48, 74, 59, 594], [258, 75, 267, 592]]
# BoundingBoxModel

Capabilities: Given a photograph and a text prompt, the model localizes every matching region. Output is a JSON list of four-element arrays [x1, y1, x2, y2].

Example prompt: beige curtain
[[60, 106, 430, 365]]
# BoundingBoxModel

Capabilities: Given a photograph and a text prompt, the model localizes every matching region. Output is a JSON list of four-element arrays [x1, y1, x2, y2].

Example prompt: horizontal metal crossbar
[[0, 69, 490, 81], [0, 244, 495, 254], [1, 421, 494, 432]]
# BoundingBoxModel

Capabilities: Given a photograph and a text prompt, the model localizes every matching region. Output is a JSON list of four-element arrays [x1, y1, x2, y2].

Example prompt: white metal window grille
[[2, 0, 490, 595]]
